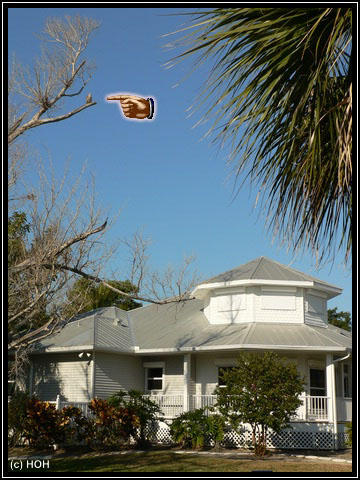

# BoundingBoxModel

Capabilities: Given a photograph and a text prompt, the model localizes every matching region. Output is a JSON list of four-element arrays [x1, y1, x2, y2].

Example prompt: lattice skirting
[[144, 422, 350, 450]]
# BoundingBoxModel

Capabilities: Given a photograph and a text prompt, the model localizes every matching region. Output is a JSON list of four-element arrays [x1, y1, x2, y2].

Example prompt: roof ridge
[[250, 256, 264, 279]]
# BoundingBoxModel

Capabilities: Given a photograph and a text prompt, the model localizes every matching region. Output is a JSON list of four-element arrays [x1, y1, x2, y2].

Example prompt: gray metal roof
[[33, 301, 351, 354], [31, 258, 349, 355], [129, 300, 351, 352], [35, 306, 133, 352], [200, 257, 341, 291]]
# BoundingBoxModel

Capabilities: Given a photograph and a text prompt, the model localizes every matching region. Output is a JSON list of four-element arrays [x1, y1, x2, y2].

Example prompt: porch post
[[183, 354, 191, 412], [326, 354, 338, 449]]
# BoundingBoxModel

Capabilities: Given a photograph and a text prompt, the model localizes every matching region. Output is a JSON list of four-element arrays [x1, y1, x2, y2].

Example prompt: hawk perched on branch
[[86, 93, 92, 104]]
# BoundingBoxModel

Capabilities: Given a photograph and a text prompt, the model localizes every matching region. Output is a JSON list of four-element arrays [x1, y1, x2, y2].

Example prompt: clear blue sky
[[7, 6, 352, 315]]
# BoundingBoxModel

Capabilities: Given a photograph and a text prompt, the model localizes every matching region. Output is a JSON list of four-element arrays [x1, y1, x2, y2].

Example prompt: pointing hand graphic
[[107, 94, 154, 119]]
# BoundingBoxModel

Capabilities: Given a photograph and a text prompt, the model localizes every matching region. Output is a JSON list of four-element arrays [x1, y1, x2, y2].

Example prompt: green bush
[[8, 394, 89, 449], [170, 408, 225, 450], [8, 391, 34, 447], [345, 422, 352, 447], [108, 390, 162, 449], [21, 399, 87, 448], [85, 397, 140, 451]]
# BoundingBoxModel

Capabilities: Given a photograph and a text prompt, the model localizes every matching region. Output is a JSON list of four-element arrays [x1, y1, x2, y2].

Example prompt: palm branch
[[165, 7, 352, 265]]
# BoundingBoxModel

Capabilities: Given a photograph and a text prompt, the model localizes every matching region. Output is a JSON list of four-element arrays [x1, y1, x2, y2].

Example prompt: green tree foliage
[[66, 278, 142, 317], [8, 211, 30, 266], [327, 307, 351, 331], [214, 351, 305, 455], [168, 8, 352, 265], [108, 390, 162, 449]]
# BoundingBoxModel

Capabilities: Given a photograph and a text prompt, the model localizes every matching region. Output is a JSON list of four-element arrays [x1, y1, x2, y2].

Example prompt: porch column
[[326, 354, 338, 449], [183, 354, 191, 412]]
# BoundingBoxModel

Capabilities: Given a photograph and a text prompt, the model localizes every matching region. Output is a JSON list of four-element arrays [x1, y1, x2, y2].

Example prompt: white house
[[14, 257, 352, 449]]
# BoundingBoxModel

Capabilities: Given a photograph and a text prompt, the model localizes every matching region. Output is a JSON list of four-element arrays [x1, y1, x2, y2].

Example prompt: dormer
[[192, 257, 342, 327]]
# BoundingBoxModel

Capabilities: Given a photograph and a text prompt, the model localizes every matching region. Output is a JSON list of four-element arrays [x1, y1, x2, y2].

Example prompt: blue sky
[[7, 6, 352, 315]]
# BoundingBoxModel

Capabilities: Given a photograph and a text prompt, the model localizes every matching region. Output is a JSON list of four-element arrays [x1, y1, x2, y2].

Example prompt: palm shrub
[[108, 390, 162, 449], [170, 408, 226, 450]]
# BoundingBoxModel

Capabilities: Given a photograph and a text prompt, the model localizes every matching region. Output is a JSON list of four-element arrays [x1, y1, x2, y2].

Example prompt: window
[[218, 366, 234, 387], [146, 367, 163, 391], [261, 288, 296, 310], [343, 364, 352, 398], [215, 293, 246, 312], [310, 368, 326, 396]]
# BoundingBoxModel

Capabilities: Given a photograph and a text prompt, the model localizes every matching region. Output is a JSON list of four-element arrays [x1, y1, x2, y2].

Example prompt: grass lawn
[[8, 450, 353, 473]]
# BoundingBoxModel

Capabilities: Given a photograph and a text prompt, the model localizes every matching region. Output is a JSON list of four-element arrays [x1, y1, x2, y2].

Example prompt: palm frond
[[167, 7, 352, 266]]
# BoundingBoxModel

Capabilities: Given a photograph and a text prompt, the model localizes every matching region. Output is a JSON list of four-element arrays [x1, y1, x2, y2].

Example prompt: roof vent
[[113, 318, 121, 326]]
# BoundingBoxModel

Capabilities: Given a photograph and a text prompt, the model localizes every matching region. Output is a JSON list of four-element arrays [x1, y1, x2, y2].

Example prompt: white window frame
[[309, 366, 326, 397], [261, 287, 296, 311], [143, 361, 165, 393]]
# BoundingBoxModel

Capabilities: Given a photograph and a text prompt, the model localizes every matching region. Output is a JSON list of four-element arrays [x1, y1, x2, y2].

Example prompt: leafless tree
[[7, 15, 200, 384], [121, 231, 200, 301], [8, 15, 99, 145]]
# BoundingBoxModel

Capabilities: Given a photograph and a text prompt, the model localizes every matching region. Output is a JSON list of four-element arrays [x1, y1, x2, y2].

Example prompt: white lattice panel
[[146, 423, 338, 450]]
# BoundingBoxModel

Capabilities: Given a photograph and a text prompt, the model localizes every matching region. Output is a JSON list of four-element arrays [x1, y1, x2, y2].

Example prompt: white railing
[[190, 395, 217, 412], [145, 395, 184, 418], [292, 396, 329, 421], [51, 394, 333, 421], [50, 397, 91, 417]]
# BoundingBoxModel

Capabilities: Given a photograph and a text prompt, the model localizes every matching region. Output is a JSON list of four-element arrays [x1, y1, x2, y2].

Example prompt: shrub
[[345, 422, 352, 447], [85, 397, 140, 451], [58, 405, 89, 446], [22, 399, 64, 448], [9, 394, 88, 449], [108, 390, 162, 449], [170, 408, 225, 450], [8, 391, 34, 447]]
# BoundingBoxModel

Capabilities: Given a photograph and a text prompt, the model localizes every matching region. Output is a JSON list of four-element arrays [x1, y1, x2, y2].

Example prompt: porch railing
[[53, 394, 333, 421]]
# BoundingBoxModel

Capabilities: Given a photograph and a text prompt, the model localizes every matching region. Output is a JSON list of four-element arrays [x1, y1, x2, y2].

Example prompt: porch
[[54, 394, 352, 422]]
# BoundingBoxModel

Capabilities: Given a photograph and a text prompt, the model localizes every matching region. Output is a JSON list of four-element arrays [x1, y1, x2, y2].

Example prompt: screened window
[[146, 367, 163, 391], [307, 294, 324, 314], [310, 368, 326, 396], [343, 364, 352, 398]]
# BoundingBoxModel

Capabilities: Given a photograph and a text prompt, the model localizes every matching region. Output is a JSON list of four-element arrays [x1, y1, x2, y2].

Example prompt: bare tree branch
[[8, 15, 99, 145]]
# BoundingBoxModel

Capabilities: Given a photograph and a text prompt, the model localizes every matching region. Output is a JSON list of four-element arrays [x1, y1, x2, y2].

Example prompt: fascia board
[[134, 344, 348, 354], [192, 280, 314, 297], [33, 345, 95, 354], [192, 279, 342, 299]]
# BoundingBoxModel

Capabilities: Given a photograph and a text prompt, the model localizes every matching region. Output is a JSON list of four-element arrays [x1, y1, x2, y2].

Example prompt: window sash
[[309, 368, 326, 396], [146, 367, 163, 391]]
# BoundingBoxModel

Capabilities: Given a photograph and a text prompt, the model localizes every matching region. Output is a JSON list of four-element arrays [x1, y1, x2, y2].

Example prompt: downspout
[[91, 315, 97, 400], [333, 353, 351, 364]]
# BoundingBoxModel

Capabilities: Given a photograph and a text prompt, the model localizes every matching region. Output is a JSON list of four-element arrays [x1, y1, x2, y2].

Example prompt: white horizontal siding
[[95, 352, 143, 399], [31, 353, 91, 402]]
